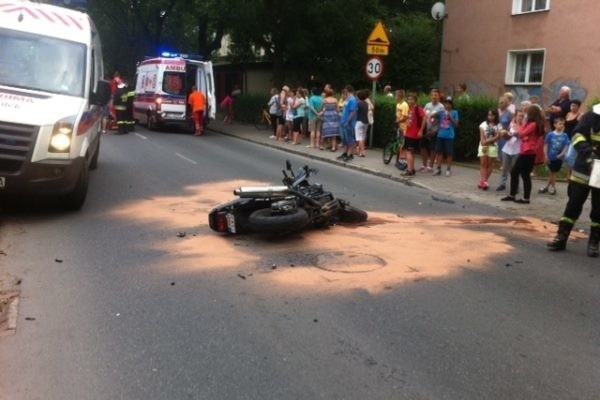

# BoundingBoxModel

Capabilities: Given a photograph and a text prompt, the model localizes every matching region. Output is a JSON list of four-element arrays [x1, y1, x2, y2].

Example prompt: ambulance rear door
[[188, 60, 215, 121]]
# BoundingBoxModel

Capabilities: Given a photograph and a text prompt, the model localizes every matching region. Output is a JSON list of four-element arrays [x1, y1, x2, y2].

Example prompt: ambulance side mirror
[[91, 80, 111, 106]]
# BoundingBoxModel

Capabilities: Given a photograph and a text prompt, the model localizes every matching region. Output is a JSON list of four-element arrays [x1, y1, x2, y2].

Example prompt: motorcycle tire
[[338, 203, 368, 223], [248, 208, 310, 233]]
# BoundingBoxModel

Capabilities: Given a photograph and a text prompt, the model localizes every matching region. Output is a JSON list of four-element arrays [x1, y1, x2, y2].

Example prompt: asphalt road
[[1, 126, 599, 399]]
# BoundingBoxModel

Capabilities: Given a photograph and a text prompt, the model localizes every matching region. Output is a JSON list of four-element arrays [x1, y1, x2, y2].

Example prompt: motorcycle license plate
[[0, 177, 5, 188], [226, 213, 236, 234]]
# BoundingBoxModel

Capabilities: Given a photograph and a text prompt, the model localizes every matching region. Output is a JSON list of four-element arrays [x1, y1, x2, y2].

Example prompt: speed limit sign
[[365, 57, 384, 80]]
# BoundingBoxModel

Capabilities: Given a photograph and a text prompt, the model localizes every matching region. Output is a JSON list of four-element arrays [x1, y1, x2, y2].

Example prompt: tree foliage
[[88, 0, 441, 89]]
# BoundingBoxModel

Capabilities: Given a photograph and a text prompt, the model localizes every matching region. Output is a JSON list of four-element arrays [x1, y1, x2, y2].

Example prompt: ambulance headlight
[[49, 116, 75, 153]]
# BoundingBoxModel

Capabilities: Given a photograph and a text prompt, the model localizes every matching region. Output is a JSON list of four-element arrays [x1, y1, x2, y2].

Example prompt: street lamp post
[[431, 2, 447, 90]]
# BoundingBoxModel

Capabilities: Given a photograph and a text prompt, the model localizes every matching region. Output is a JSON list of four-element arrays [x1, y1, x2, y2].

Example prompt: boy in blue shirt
[[539, 117, 570, 195], [433, 97, 459, 176]]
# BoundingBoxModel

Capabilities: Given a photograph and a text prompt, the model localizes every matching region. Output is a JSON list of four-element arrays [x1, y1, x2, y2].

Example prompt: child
[[400, 94, 426, 177], [539, 117, 570, 195], [220, 94, 234, 124], [433, 97, 459, 176], [478, 109, 501, 190]]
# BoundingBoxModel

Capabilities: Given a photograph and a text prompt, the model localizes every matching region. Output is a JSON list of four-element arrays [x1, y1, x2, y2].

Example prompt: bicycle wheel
[[254, 112, 271, 130], [382, 140, 396, 164]]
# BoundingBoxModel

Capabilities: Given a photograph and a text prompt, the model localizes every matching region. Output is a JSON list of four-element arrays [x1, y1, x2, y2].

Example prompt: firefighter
[[125, 87, 136, 132], [547, 104, 600, 257], [114, 82, 128, 134]]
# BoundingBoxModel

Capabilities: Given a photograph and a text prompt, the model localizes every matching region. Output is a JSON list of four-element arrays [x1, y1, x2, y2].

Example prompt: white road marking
[[176, 153, 197, 165], [135, 133, 148, 140]]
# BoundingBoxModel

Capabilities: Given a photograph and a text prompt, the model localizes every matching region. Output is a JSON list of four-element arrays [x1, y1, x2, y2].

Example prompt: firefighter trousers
[[116, 108, 128, 134], [562, 180, 600, 224]]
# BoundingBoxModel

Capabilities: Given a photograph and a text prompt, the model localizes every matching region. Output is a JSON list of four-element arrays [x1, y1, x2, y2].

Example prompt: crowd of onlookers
[[261, 82, 600, 257], [264, 83, 582, 203], [267, 84, 375, 162]]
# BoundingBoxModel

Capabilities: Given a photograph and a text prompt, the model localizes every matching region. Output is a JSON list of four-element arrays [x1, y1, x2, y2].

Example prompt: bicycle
[[254, 108, 272, 130], [382, 129, 405, 165]]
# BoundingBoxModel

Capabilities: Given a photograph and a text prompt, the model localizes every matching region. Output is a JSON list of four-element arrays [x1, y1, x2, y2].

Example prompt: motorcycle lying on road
[[209, 160, 368, 235]]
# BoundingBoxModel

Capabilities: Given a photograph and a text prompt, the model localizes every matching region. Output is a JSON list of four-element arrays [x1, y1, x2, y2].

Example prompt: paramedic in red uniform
[[188, 85, 206, 136]]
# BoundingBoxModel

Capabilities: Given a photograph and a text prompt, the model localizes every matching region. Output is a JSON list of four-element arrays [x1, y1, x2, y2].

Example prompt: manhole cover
[[313, 251, 386, 274]]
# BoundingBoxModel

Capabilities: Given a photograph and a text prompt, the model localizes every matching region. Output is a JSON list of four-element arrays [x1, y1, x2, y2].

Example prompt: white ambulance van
[[133, 53, 215, 131], [0, 1, 110, 210]]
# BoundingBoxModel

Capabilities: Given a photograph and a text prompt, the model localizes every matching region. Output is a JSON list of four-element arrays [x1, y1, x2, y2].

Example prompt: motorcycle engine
[[271, 199, 297, 214]]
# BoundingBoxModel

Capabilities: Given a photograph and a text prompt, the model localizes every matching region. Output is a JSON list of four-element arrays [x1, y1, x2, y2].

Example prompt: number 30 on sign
[[365, 57, 383, 80]]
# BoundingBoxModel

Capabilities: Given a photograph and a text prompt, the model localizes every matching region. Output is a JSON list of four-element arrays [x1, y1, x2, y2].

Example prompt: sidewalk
[[207, 120, 586, 225]]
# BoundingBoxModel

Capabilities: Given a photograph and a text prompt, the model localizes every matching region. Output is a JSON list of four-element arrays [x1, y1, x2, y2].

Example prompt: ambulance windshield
[[0, 28, 86, 97]]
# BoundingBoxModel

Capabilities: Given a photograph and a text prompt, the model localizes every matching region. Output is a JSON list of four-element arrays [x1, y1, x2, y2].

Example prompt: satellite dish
[[431, 2, 447, 21]]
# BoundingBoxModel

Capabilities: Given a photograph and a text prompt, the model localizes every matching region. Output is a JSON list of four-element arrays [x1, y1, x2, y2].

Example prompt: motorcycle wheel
[[338, 202, 368, 223], [248, 208, 310, 233]]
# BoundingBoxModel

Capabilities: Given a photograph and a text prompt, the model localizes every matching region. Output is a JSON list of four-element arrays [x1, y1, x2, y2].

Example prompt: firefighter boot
[[547, 220, 573, 251], [587, 225, 600, 258]]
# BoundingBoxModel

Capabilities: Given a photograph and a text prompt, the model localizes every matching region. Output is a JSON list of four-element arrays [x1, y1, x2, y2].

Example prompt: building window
[[506, 50, 545, 85], [512, 0, 550, 14]]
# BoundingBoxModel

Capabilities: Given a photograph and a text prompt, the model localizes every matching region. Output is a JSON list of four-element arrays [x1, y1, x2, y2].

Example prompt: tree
[[89, 0, 230, 77], [379, 14, 441, 91], [88, 0, 441, 90]]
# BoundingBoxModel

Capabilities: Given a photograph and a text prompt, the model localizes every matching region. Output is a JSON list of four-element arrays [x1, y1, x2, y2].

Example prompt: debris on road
[[55, 258, 63, 263], [176, 232, 186, 238], [25, 317, 35, 321], [237, 274, 247, 280]]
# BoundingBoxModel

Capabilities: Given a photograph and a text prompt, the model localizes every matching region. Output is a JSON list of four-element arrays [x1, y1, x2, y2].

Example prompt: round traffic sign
[[365, 57, 384, 80]]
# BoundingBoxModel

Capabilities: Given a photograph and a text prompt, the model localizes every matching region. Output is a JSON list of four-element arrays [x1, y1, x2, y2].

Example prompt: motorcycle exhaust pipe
[[234, 186, 290, 198]]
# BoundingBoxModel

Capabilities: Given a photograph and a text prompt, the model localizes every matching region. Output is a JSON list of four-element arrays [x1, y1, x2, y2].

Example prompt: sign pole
[[370, 80, 376, 148], [365, 21, 390, 150]]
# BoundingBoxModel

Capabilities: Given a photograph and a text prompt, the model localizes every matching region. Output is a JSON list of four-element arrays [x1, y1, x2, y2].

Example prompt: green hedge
[[232, 93, 270, 123], [453, 97, 497, 160], [371, 95, 397, 147], [233, 93, 497, 161]]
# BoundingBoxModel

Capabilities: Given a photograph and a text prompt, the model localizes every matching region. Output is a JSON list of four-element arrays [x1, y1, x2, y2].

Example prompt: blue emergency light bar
[[160, 51, 204, 61]]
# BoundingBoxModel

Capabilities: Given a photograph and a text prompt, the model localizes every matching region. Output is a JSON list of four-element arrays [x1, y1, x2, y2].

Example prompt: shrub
[[232, 92, 497, 162], [453, 96, 497, 161], [233, 94, 270, 123], [371, 95, 397, 147], [587, 95, 600, 109], [371, 94, 497, 161]]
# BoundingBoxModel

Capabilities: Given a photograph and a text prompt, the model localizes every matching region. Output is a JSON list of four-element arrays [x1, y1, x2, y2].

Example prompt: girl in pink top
[[501, 105, 545, 204]]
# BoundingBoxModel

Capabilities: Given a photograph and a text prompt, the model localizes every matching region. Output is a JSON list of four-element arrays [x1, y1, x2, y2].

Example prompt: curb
[[207, 126, 432, 191]]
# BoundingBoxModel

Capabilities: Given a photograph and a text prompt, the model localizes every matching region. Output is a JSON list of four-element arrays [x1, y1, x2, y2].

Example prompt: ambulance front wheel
[[62, 165, 89, 211], [148, 113, 157, 131]]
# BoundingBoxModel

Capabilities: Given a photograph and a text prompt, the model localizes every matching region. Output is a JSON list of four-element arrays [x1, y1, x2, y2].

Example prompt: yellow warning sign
[[366, 45, 389, 56], [367, 22, 390, 46]]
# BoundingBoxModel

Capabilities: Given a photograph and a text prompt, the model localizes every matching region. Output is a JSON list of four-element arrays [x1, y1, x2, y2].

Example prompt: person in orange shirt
[[188, 85, 206, 136]]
